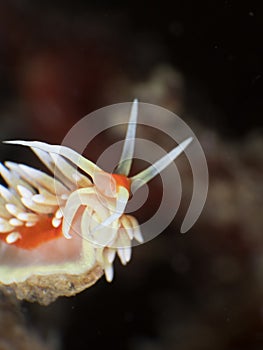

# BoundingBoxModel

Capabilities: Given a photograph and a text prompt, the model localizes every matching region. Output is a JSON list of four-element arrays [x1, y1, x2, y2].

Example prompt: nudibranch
[[0, 100, 192, 304]]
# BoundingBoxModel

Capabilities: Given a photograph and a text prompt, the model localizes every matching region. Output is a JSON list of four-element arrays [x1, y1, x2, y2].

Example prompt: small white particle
[[0, 221, 14, 233], [17, 185, 33, 198], [117, 248, 127, 265], [105, 248, 116, 264], [55, 208, 63, 219], [104, 264, 114, 282], [25, 221, 36, 227], [123, 226, 134, 240], [9, 218, 23, 227], [5, 204, 20, 216], [32, 194, 45, 203], [6, 232, 21, 244], [134, 229, 144, 243], [52, 217, 61, 228], [124, 246, 132, 263], [17, 212, 38, 222], [127, 216, 144, 243]]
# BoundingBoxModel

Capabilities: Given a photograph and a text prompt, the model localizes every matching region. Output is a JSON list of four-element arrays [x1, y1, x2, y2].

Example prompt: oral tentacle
[[130, 137, 193, 192], [93, 171, 117, 197], [90, 186, 129, 234], [62, 187, 98, 239], [3, 140, 102, 180], [115, 99, 138, 176]]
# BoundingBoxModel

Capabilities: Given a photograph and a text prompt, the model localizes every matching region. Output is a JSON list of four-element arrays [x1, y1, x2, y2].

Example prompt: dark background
[[0, 0, 262, 140], [0, 1, 262, 350]]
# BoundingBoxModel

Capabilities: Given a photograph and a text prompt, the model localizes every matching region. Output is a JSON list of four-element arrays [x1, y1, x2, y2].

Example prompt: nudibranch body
[[0, 100, 192, 304]]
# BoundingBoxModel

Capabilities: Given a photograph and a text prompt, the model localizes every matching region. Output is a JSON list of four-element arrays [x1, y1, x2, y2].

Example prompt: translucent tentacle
[[130, 137, 193, 192], [115, 99, 138, 175]]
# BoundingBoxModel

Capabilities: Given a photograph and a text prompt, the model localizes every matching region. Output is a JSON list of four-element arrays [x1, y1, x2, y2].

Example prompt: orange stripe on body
[[0, 215, 63, 250]]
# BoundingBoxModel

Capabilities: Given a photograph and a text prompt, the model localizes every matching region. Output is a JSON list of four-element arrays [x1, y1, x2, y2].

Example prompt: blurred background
[[0, 1, 262, 349]]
